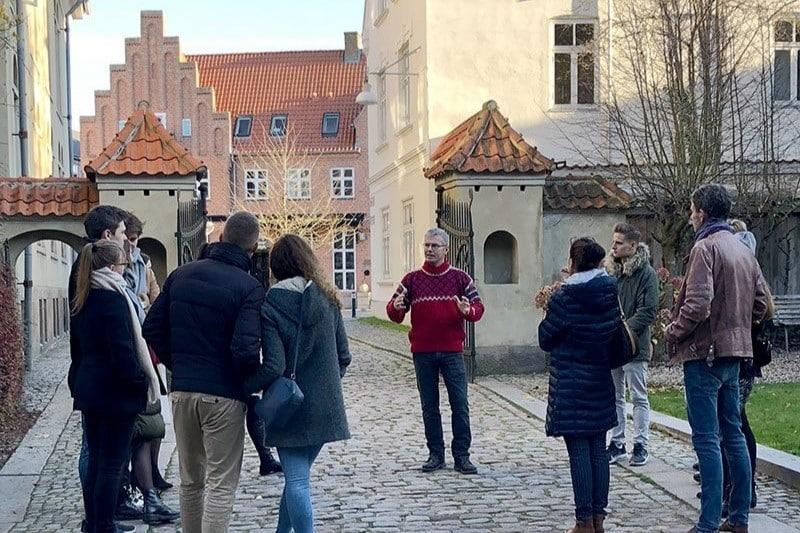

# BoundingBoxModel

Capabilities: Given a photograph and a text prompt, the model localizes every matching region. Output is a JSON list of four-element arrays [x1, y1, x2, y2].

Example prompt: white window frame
[[332, 230, 357, 291], [118, 119, 126, 131], [234, 116, 253, 137], [270, 115, 288, 137], [155, 112, 167, 128], [550, 20, 598, 108], [402, 199, 414, 272], [377, 72, 387, 143], [330, 168, 354, 198], [285, 169, 311, 199], [182, 118, 192, 137], [773, 19, 800, 102], [381, 208, 390, 279], [245, 169, 269, 200], [398, 43, 411, 128], [322, 113, 340, 136]]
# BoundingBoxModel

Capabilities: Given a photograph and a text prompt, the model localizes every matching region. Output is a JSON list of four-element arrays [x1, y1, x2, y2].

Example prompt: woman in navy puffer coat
[[538, 237, 620, 533]]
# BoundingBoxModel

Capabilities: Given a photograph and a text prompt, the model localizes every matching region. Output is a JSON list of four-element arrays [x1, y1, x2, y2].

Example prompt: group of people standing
[[68, 208, 350, 533], [538, 184, 769, 533]]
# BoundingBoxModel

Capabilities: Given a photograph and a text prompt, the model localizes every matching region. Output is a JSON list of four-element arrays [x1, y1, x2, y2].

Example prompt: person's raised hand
[[393, 287, 408, 311], [456, 296, 471, 316]]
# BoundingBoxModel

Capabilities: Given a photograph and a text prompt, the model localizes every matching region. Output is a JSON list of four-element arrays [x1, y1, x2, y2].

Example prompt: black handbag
[[752, 320, 772, 370], [609, 296, 637, 370], [255, 304, 305, 430]]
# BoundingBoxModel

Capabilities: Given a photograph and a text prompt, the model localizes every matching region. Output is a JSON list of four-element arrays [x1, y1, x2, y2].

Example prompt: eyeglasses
[[423, 243, 446, 249]]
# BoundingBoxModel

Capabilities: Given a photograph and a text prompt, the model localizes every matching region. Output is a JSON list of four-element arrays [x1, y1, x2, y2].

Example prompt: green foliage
[[358, 316, 410, 333]]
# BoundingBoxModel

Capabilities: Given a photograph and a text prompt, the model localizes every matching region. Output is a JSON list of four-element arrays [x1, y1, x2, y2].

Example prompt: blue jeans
[[684, 359, 751, 532], [412, 352, 472, 460], [564, 433, 609, 520], [79, 414, 89, 489], [275, 445, 323, 533]]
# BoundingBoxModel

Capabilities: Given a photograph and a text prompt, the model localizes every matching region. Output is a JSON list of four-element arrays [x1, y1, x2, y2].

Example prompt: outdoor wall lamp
[[355, 46, 421, 106]]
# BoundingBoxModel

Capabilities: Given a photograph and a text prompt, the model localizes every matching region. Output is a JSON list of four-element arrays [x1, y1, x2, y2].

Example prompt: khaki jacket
[[140, 262, 161, 311], [666, 230, 768, 364]]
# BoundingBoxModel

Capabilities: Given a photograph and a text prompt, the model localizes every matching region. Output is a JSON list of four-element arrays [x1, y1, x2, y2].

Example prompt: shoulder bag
[[609, 296, 638, 369], [255, 303, 305, 429]]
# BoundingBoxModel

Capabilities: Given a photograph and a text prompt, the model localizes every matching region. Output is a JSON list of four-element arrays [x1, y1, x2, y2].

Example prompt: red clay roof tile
[[0, 178, 99, 217], [85, 106, 206, 180], [188, 51, 365, 152], [425, 101, 555, 179], [544, 176, 632, 210]]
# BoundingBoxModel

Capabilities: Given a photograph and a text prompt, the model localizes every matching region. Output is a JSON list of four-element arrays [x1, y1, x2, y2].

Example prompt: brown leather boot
[[719, 520, 748, 533], [593, 514, 605, 533], [565, 518, 595, 533]]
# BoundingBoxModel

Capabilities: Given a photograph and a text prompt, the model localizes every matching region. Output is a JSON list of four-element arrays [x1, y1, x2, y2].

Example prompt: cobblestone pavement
[[348, 318, 800, 526], [22, 336, 71, 414], [11, 318, 702, 532]]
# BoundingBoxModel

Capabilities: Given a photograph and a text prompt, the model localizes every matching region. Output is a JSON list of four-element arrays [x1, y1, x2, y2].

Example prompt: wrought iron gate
[[176, 184, 208, 266], [435, 186, 477, 382]]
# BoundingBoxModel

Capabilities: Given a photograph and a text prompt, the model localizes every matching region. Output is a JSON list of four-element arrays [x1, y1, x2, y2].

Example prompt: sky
[[70, 0, 364, 128]]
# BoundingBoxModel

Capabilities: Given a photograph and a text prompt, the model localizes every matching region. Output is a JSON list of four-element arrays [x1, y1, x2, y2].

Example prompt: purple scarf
[[695, 218, 733, 242]]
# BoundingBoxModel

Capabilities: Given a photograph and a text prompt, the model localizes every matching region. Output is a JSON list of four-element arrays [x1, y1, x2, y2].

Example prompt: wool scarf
[[695, 218, 733, 242], [90, 267, 160, 405]]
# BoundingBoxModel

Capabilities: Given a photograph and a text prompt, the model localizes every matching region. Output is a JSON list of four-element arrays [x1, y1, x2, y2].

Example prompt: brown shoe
[[719, 520, 748, 533], [593, 514, 605, 533], [566, 519, 595, 533]]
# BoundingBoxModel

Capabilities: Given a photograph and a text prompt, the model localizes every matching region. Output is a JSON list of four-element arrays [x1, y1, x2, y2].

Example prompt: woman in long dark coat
[[538, 237, 621, 533]]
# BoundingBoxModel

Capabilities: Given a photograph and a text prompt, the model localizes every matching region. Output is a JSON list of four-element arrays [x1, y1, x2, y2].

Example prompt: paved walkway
[[2, 319, 798, 531]]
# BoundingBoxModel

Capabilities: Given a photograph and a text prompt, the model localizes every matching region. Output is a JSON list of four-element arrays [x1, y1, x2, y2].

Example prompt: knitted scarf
[[695, 218, 733, 242]]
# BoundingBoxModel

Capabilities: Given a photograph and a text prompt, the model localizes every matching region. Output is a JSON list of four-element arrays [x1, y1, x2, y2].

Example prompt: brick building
[[80, 11, 370, 298]]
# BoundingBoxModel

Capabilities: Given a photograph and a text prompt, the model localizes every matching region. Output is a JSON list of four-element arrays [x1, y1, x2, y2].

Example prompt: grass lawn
[[357, 316, 410, 333], [649, 383, 800, 456]]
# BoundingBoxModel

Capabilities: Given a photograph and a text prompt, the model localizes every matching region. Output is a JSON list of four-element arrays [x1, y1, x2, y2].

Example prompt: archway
[[5, 228, 86, 267], [139, 237, 167, 286], [484, 230, 518, 284]]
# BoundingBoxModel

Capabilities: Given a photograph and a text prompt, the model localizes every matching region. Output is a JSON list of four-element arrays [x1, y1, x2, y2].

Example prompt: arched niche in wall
[[484, 230, 518, 284]]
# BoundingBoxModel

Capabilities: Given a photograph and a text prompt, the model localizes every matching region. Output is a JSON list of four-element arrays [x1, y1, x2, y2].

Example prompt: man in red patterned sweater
[[387, 227, 485, 475]]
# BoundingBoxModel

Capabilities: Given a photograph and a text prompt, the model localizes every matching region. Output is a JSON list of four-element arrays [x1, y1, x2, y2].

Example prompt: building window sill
[[548, 104, 600, 113], [395, 123, 413, 137], [378, 280, 394, 286], [375, 141, 389, 154]]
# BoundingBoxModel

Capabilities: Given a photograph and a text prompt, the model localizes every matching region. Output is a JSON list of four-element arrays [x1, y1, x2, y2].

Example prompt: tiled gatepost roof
[[424, 100, 555, 180], [544, 175, 632, 210], [85, 102, 207, 180], [0, 178, 99, 217]]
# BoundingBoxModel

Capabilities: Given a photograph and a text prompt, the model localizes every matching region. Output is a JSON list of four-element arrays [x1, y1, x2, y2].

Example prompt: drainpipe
[[14, 0, 33, 368], [64, 1, 87, 177]]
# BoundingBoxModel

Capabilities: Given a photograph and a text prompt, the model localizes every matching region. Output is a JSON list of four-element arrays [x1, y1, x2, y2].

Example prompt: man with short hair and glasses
[[387, 227, 485, 475]]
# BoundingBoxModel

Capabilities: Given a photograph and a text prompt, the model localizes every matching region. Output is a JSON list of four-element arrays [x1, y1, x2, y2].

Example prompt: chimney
[[344, 32, 362, 64]]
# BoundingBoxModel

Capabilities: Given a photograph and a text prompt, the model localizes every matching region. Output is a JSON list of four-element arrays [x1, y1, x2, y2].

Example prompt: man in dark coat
[[143, 211, 264, 533], [605, 223, 658, 467]]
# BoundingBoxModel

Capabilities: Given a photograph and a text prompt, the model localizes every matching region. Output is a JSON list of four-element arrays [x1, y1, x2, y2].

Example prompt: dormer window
[[270, 115, 287, 136], [234, 115, 253, 137], [322, 113, 340, 136]]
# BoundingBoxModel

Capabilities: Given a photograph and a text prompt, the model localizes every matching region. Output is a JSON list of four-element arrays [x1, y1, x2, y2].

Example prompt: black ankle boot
[[259, 451, 283, 476], [143, 489, 180, 524], [115, 486, 143, 521]]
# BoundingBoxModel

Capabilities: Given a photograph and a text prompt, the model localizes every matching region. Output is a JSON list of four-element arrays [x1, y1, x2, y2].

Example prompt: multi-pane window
[[402, 200, 415, 272], [398, 43, 411, 128], [245, 169, 268, 199], [331, 168, 354, 198], [286, 169, 311, 199], [322, 113, 340, 136], [182, 118, 192, 137], [377, 72, 387, 142], [381, 208, 390, 278], [333, 231, 356, 291], [270, 115, 288, 136], [552, 21, 596, 105], [773, 19, 800, 101]]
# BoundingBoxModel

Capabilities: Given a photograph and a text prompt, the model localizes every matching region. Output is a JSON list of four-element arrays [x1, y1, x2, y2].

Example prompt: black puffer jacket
[[538, 274, 620, 437], [143, 242, 264, 401]]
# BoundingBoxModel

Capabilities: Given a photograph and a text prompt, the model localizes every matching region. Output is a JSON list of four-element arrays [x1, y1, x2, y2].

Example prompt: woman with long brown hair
[[245, 234, 351, 533], [68, 240, 159, 533]]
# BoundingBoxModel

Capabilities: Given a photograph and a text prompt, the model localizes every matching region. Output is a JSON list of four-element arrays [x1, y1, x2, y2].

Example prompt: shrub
[[0, 261, 24, 425]]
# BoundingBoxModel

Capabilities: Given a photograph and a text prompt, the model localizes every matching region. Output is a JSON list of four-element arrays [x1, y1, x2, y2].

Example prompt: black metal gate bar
[[435, 186, 476, 382], [176, 183, 208, 266]]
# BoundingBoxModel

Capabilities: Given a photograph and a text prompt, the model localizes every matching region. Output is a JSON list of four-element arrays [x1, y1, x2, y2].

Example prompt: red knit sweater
[[386, 261, 484, 354]]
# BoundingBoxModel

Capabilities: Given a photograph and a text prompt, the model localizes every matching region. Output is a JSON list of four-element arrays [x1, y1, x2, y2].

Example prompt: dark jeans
[[684, 359, 751, 532], [412, 352, 472, 460], [722, 375, 757, 506], [82, 411, 136, 533], [564, 433, 609, 521]]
